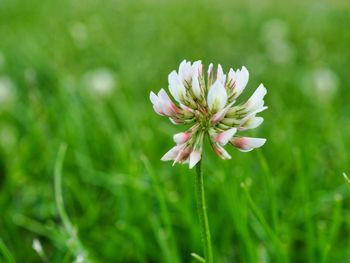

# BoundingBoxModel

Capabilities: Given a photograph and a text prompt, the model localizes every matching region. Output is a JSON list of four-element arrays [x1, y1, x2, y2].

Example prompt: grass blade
[[0, 238, 15, 263], [343, 173, 350, 186], [190, 252, 205, 262]]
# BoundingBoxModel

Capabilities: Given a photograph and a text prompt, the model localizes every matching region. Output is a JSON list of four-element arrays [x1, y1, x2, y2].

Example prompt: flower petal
[[173, 132, 191, 144], [245, 84, 267, 112], [213, 128, 237, 145], [158, 89, 173, 105], [179, 60, 192, 84], [192, 60, 202, 74], [217, 64, 226, 84], [152, 105, 163, 115], [208, 63, 213, 77], [173, 146, 192, 165], [189, 149, 202, 169], [233, 66, 249, 99], [244, 106, 268, 119], [211, 101, 235, 123], [192, 74, 201, 98], [239, 116, 264, 130], [161, 144, 184, 161], [149, 91, 158, 105], [211, 142, 231, 159], [207, 63, 214, 86], [158, 101, 173, 116], [231, 137, 266, 152], [207, 81, 228, 112], [158, 89, 179, 115], [168, 71, 186, 102], [150, 91, 164, 115], [227, 68, 236, 86], [169, 117, 183, 125]]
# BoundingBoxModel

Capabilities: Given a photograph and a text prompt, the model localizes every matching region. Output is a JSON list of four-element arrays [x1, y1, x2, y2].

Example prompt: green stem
[[195, 160, 213, 263]]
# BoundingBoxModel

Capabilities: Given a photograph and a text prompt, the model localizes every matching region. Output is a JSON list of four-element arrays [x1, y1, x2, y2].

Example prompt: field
[[1, 0, 350, 262]]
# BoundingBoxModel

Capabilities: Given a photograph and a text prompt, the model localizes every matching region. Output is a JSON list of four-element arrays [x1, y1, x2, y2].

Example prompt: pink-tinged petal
[[245, 84, 267, 112], [180, 104, 194, 113], [158, 89, 180, 115], [178, 104, 195, 119], [158, 89, 171, 103], [156, 97, 177, 116], [158, 100, 173, 116], [239, 117, 264, 131], [168, 71, 186, 102], [213, 128, 237, 146], [189, 149, 202, 169], [233, 66, 249, 99], [207, 80, 228, 112], [169, 117, 183, 125], [173, 132, 191, 144], [231, 137, 266, 152], [211, 109, 225, 123], [150, 92, 165, 115], [158, 89, 177, 110], [173, 146, 192, 165], [211, 142, 231, 160], [153, 105, 163, 116], [161, 144, 184, 161], [211, 101, 235, 123]]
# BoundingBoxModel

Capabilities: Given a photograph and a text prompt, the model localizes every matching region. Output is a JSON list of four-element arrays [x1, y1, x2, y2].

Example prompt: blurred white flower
[[32, 238, 44, 256], [82, 68, 116, 97], [150, 60, 268, 169], [74, 254, 85, 263], [0, 76, 16, 104], [312, 67, 339, 100], [301, 67, 339, 104], [32, 238, 49, 262], [261, 19, 295, 65]]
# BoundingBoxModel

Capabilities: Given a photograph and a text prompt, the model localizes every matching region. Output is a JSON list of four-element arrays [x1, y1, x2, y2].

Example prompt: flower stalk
[[195, 160, 213, 263]]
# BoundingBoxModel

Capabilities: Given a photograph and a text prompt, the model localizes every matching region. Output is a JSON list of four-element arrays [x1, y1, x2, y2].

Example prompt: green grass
[[0, 0, 350, 262]]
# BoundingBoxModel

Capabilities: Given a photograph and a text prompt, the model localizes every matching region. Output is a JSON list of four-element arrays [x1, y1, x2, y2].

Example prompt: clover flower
[[150, 60, 267, 169]]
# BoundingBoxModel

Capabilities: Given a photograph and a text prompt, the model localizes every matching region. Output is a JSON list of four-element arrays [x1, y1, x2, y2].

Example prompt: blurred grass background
[[1, 0, 350, 262]]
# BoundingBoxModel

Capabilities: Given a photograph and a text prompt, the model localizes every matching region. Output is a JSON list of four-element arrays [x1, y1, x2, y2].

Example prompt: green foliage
[[0, 0, 349, 262]]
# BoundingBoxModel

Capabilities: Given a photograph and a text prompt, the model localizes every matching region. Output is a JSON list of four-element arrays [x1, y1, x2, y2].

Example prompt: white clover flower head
[[150, 60, 268, 169]]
